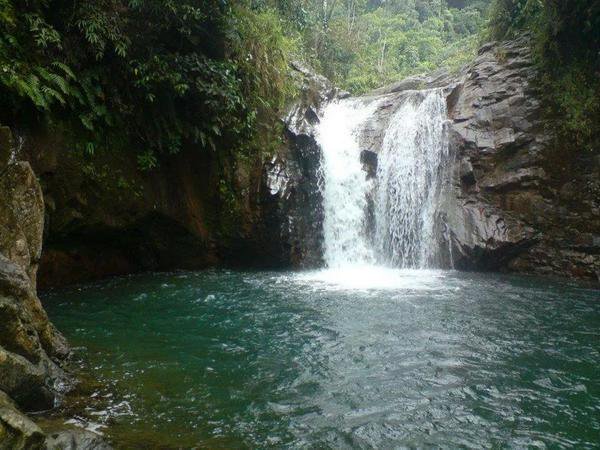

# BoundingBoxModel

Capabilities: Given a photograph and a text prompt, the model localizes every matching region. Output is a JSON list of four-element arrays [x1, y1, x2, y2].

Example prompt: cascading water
[[316, 89, 449, 273], [374, 90, 449, 268], [316, 99, 379, 268]]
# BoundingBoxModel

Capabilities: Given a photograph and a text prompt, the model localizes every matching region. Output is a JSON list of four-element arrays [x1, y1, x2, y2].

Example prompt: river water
[[43, 269, 599, 448]]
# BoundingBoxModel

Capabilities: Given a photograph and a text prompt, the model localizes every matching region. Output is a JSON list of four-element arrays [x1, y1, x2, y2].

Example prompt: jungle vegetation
[[0, 0, 597, 169], [488, 0, 600, 154]]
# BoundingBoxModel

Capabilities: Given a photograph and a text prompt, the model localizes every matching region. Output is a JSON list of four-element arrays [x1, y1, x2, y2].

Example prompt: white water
[[374, 90, 449, 268], [312, 89, 449, 287], [316, 99, 379, 268]]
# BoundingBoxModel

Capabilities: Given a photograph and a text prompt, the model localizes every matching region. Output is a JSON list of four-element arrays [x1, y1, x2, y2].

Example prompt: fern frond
[[41, 85, 66, 105], [51, 61, 76, 79], [36, 67, 70, 95], [14, 74, 48, 109]]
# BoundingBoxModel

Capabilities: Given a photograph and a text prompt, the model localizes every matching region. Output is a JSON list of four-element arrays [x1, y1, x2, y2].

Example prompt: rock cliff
[[0, 127, 109, 448], [443, 37, 599, 279], [270, 36, 599, 280]]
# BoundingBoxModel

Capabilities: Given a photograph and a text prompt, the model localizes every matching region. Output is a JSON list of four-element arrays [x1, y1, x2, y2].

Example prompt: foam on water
[[295, 266, 446, 291]]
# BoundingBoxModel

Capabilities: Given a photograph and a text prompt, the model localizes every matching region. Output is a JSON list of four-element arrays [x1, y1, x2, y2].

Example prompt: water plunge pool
[[42, 269, 599, 448]]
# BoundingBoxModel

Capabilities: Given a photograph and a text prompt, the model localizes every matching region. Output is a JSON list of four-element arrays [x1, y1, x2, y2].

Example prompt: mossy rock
[[0, 391, 45, 450]]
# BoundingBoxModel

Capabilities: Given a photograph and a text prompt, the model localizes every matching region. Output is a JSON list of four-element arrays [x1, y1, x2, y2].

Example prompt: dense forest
[[0, 0, 598, 172], [1, 2, 599, 448]]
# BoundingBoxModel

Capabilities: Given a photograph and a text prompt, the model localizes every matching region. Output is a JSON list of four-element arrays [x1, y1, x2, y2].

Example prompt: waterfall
[[316, 89, 449, 270], [316, 99, 379, 268], [374, 90, 449, 268]]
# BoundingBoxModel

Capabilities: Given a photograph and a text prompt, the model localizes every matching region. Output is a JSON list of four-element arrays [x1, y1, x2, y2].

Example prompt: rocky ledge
[[0, 126, 111, 448]]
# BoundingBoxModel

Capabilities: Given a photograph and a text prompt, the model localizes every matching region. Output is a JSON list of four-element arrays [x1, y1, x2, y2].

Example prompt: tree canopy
[[0, 0, 597, 166], [0, 1, 298, 167], [259, 0, 490, 92]]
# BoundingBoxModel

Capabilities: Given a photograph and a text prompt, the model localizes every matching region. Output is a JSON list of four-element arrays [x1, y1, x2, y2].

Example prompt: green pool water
[[42, 269, 600, 448]]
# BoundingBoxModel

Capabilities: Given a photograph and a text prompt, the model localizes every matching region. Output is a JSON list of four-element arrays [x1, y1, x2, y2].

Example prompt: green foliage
[[232, 8, 300, 114], [487, 0, 543, 39], [489, 0, 600, 153], [255, 0, 490, 94], [0, 0, 300, 169], [228, 6, 300, 154], [0, 0, 492, 166]]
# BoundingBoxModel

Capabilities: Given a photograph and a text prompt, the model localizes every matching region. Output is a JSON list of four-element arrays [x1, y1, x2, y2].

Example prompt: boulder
[[0, 127, 80, 448], [0, 153, 69, 412], [45, 429, 112, 450], [0, 161, 45, 287], [0, 390, 45, 450]]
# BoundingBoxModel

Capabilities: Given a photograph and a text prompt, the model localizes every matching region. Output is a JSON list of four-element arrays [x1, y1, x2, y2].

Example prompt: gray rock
[[442, 198, 539, 269], [442, 36, 599, 279], [369, 68, 453, 96], [45, 429, 112, 450], [0, 161, 45, 287], [360, 150, 377, 179], [0, 390, 45, 450], [0, 127, 72, 446]]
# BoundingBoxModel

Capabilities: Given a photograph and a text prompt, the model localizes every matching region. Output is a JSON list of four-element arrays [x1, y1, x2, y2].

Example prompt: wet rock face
[[439, 36, 546, 271], [260, 62, 347, 267], [0, 128, 113, 448], [0, 128, 105, 448], [443, 36, 599, 279], [44, 429, 113, 450], [0, 133, 69, 414], [0, 390, 46, 450]]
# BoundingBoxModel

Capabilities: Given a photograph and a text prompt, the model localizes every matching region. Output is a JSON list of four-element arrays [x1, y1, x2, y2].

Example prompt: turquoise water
[[43, 269, 599, 448]]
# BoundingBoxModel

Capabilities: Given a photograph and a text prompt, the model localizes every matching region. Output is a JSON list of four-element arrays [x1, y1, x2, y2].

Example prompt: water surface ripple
[[43, 270, 600, 448]]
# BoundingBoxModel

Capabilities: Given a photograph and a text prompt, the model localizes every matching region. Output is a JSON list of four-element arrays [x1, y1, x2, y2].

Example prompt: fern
[[41, 85, 66, 105], [51, 61, 76, 80], [36, 67, 70, 95], [14, 74, 47, 109]]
